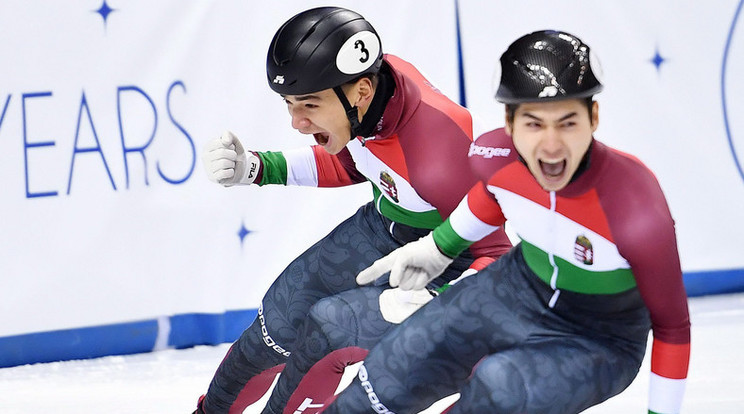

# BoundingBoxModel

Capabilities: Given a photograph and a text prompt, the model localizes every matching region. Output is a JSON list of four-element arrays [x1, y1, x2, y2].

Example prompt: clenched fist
[[202, 131, 260, 186]]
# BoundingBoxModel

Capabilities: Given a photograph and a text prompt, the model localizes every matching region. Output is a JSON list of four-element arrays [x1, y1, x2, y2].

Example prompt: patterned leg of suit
[[263, 251, 472, 414], [448, 338, 643, 413], [323, 245, 650, 414], [201, 203, 399, 413], [261, 287, 392, 414]]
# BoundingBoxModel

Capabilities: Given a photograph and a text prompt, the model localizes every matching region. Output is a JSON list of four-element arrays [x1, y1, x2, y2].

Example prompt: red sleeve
[[599, 151, 690, 380], [464, 130, 517, 259], [602, 155, 690, 345], [312, 146, 366, 187], [397, 111, 512, 259]]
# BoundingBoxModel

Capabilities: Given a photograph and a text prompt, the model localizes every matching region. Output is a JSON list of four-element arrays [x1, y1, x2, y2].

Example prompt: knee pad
[[457, 355, 528, 413], [307, 296, 360, 351]]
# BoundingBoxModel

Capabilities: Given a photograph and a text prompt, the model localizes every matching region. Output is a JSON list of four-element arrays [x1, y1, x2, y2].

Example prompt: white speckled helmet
[[494, 30, 603, 104]]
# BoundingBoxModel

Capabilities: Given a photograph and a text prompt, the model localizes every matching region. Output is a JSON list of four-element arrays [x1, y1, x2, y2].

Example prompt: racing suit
[[323, 128, 690, 414], [198, 55, 512, 414]]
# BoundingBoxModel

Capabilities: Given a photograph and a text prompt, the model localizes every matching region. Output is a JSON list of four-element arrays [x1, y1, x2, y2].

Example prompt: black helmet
[[267, 7, 384, 95], [494, 30, 603, 104]]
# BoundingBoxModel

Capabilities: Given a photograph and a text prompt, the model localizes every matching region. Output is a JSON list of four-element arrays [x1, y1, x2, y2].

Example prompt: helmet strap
[[333, 86, 362, 138]]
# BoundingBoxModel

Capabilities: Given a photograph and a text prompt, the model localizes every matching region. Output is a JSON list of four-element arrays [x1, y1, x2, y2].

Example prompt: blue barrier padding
[[222, 309, 259, 342], [0, 309, 258, 368], [0, 320, 158, 368], [168, 309, 257, 349], [1, 270, 743, 369], [683, 268, 744, 297]]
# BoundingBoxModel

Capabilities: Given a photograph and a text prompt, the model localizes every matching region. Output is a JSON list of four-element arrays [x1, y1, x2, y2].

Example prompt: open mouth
[[539, 159, 566, 179], [313, 133, 329, 146]]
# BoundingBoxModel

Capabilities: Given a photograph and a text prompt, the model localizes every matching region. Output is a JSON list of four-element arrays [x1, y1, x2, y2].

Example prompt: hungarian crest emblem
[[379, 171, 399, 203], [574, 235, 594, 265]]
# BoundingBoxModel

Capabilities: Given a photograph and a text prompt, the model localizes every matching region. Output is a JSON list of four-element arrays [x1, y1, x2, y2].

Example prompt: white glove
[[379, 288, 434, 324], [357, 233, 454, 291], [202, 131, 260, 186]]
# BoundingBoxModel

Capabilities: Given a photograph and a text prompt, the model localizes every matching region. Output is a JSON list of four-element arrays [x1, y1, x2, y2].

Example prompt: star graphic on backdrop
[[93, 0, 116, 30], [238, 221, 253, 247], [650, 47, 667, 73]]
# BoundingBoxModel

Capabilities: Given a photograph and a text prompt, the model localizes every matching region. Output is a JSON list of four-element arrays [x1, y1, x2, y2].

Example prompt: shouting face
[[282, 77, 373, 155], [507, 99, 598, 191]]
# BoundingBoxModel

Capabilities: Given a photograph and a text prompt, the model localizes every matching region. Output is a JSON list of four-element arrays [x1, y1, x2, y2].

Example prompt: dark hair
[[342, 73, 378, 90], [505, 96, 595, 125]]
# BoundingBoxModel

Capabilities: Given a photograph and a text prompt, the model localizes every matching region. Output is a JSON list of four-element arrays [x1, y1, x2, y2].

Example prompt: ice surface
[[2, 293, 742, 413]]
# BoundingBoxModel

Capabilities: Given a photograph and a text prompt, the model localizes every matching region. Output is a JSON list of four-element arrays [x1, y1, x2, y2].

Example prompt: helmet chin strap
[[333, 86, 362, 139]]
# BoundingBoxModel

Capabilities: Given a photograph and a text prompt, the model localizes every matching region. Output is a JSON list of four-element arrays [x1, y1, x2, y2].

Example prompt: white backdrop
[[0, 0, 742, 365]]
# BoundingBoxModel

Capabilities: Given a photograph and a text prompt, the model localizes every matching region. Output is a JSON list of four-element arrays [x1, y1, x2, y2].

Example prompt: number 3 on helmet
[[266, 7, 384, 96]]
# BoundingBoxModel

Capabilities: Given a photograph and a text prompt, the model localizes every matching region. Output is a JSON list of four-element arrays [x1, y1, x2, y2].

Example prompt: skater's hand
[[379, 287, 435, 324], [202, 131, 260, 186], [357, 233, 453, 290]]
